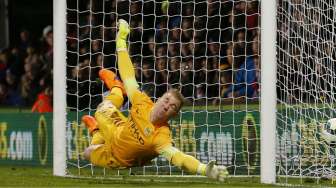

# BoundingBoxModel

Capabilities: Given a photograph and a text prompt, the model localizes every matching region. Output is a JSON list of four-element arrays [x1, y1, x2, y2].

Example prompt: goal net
[[64, 0, 261, 178], [277, 0, 336, 183], [56, 0, 335, 183]]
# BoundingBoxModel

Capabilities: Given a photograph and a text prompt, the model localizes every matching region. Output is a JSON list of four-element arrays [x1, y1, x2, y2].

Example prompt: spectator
[[251, 35, 260, 97], [20, 74, 37, 105], [32, 86, 52, 113], [234, 29, 247, 49], [155, 57, 168, 98], [143, 36, 155, 57], [168, 26, 181, 42], [141, 63, 155, 98], [168, 57, 180, 88], [195, 84, 206, 104], [168, 41, 179, 57], [155, 44, 167, 58], [207, 0, 221, 41], [253, 55, 260, 97], [0, 51, 8, 81], [4, 70, 22, 106], [246, 1, 260, 36], [91, 40, 102, 54], [195, 58, 207, 85], [212, 73, 231, 105], [0, 83, 7, 104], [181, 42, 192, 57], [221, 43, 233, 71], [207, 57, 220, 99], [223, 44, 257, 98], [40, 25, 53, 63], [155, 19, 168, 43], [181, 19, 193, 42], [7, 47, 24, 78], [17, 29, 33, 52]]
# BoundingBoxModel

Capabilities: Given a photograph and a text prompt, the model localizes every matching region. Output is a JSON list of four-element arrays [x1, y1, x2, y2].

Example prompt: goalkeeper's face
[[152, 92, 181, 122]]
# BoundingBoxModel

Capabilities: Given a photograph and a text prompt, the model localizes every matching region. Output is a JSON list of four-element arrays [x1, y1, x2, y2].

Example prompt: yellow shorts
[[89, 100, 127, 168], [90, 144, 123, 168]]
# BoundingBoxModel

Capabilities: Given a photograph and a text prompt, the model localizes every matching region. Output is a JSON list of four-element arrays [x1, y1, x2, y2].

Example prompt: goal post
[[53, 0, 67, 176], [260, 0, 277, 184]]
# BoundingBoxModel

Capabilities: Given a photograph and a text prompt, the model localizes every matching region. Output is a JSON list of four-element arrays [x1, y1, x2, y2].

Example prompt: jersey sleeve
[[153, 126, 173, 153], [130, 90, 153, 106], [158, 145, 206, 175]]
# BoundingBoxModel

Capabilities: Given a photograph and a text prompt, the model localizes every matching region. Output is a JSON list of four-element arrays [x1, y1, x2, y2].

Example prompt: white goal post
[[260, 0, 276, 184], [53, 0, 67, 176]]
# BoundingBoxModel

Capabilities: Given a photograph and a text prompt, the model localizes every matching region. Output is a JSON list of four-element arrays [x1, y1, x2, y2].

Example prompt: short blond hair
[[166, 88, 184, 111]]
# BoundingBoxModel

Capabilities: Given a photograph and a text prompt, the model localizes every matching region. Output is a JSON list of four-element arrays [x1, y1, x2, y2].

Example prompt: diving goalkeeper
[[82, 19, 228, 181]]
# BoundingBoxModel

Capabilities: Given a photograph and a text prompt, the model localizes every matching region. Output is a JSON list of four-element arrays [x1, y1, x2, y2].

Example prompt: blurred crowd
[[66, 0, 260, 110], [0, 0, 261, 110], [277, 0, 336, 103], [0, 26, 53, 111], [1, 0, 334, 112]]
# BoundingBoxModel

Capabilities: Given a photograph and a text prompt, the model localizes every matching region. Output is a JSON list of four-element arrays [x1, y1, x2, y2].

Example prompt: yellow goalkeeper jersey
[[110, 90, 172, 167]]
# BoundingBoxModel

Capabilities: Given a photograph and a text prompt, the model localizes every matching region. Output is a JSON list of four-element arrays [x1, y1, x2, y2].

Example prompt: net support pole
[[53, 0, 67, 176], [260, 0, 277, 184]]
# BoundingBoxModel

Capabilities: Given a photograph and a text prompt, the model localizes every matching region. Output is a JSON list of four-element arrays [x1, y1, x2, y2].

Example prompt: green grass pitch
[[1, 165, 334, 187]]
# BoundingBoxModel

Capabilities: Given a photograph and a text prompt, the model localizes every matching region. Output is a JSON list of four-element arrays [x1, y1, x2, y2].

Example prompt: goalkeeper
[[82, 19, 228, 181]]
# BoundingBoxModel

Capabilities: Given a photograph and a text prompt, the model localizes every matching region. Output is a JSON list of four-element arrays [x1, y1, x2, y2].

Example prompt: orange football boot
[[99, 69, 126, 95], [82, 115, 99, 135]]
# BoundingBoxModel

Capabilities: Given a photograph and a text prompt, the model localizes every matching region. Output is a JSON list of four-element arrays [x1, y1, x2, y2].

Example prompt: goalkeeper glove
[[116, 19, 130, 50], [206, 160, 229, 182]]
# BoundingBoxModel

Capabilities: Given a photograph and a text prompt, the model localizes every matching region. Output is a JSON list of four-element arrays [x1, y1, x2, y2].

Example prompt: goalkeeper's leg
[[99, 69, 126, 109], [82, 69, 127, 145], [83, 101, 127, 167], [84, 19, 131, 163], [83, 66, 127, 144], [82, 115, 104, 145]]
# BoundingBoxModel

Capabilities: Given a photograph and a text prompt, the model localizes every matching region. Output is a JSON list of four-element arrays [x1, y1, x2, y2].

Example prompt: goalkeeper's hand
[[205, 160, 229, 182]]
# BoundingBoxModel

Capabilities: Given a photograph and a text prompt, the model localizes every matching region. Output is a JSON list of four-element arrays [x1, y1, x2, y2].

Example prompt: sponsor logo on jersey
[[129, 117, 145, 145], [144, 127, 152, 137]]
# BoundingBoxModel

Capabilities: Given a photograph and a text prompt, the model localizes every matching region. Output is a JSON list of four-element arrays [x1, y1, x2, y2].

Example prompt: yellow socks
[[91, 131, 104, 145], [105, 87, 124, 109]]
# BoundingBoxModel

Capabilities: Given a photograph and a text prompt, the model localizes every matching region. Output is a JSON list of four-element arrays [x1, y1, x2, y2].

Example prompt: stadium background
[[0, 0, 52, 161], [1, 0, 333, 187], [0, 0, 261, 170]]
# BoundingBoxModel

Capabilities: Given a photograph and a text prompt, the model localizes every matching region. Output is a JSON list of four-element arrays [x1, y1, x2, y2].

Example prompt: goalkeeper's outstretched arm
[[116, 19, 139, 101], [159, 146, 228, 181]]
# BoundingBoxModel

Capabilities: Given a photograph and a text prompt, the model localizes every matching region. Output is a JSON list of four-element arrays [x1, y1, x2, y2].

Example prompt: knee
[[95, 101, 117, 119], [84, 144, 103, 161], [84, 147, 92, 161], [96, 100, 115, 113]]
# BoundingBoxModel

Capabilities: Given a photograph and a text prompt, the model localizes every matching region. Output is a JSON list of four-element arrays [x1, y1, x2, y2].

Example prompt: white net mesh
[[61, 0, 336, 184], [277, 0, 336, 182], [65, 0, 261, 177]]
